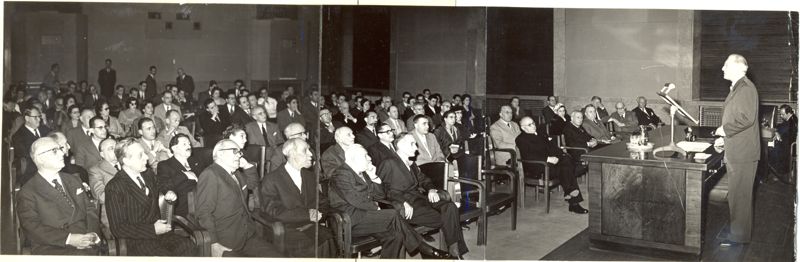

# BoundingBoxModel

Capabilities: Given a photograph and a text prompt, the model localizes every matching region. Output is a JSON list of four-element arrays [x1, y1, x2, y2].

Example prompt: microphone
[[659, 83, 676, 95]]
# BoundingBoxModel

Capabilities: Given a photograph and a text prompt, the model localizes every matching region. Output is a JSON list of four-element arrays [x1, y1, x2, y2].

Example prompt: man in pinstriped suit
[[105, 138, 194, 256]]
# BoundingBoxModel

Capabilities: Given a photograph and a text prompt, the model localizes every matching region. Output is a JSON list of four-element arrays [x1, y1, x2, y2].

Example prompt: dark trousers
[[223, 233, 282, 257], [351, 209, 423, 258], [726, 159, 758, 243], [128, 232, 195, 256], [33, 245, 99, 255], [553, 157, 583, 204], [408, 200, 468, 254], [284, 224, 337, 258]]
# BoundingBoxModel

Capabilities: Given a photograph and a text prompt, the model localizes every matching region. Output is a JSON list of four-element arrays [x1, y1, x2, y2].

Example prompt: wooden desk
[[583, 125, 724, 255]]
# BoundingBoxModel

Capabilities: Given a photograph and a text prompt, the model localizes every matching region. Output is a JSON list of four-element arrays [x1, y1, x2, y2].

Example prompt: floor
[[543, 174, 796, 261]]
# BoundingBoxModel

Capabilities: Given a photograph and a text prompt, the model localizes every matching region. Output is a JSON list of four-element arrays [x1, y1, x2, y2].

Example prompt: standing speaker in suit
[[144, 66, 158, 101], [17, 137, 101, 255], [105, 138, 194, 256], [714, 54, 761, 247], [98, 59, 117, 98]]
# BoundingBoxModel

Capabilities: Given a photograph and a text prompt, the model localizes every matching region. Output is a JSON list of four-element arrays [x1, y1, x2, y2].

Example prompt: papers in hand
[[676, 141, 712, 152]]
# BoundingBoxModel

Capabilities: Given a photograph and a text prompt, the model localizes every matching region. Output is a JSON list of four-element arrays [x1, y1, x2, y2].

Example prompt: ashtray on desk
[[627, 142, 654, 152]]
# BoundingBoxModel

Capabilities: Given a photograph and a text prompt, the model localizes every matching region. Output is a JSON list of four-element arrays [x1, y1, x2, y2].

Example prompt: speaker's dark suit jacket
[[65, 126, 102, 169], [105, 168, 193, 256], [376, 159, 434, 208], [157, 157, 201, 217], [195, 163, 259, 250], [17, 172, 99, 255]]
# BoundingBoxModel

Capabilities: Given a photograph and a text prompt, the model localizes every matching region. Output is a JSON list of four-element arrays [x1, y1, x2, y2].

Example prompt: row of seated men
[[486, 95, 666, 214], [14, 89, 479, 258]]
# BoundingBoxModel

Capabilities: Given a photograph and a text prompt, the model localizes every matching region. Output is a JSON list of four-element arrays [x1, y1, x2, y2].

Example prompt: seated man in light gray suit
[[581, 104, 617, 144], [411, 115, 445, 166], [88, 137, 119, 229], [489, 105, 521, 167]]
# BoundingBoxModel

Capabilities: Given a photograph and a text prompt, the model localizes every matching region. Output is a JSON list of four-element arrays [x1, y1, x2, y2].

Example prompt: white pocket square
[[241, 185, 247, 191], [76, 188, 84, 195]]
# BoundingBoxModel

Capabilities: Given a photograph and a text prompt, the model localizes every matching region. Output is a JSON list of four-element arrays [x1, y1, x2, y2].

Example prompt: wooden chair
[[442, 161, 489, 245], [519, 159, 559, 213]]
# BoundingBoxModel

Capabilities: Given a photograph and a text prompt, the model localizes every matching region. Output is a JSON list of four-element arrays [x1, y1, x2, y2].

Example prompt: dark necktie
[[33, 128, 40, 138], [389, 143, 396, 152], [136, 176, 148, 195], [261, 124, 271, 146], [52, 179, 75, 208], [114, 164, 120, 171]]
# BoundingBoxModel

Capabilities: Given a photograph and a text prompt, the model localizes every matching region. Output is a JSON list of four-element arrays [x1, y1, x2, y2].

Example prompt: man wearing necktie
[[17, 137, 101, 255], [356, 110, 380, 147], [157, 110, 199, 147], [489, 105, 521, 167], [154, 91, 181, 125], [13, 106, 52, 183], [411, 115, 446, 166], [608, 102, 639, 140], [244, 106, 284, 173], [157, 134, 201, 217], [105, 138, 194, 256], [89, 138, 119, 229], [367, 123, 400, 166], [195, 140, 281, 257], [278, 95, 304, 133], [136, 118, 171, 171], [387, 105, 407, 136]]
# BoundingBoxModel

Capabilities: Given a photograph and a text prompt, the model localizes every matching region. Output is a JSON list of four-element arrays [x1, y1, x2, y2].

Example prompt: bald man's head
[[334, 127, 355, 146], [519, 116, 537, 134]]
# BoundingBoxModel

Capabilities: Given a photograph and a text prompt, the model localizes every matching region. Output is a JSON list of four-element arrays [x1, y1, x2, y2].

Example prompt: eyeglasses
[[37, 146, 65, 156], [219, 148, 242, 156], [26, 114, 42, 119], [288, 131, 309, 137], [378, 129, 395, 134]]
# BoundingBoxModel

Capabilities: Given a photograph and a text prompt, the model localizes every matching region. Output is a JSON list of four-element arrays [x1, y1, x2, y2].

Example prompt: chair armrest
[[561, 146, 589, 153], [173, 215, 212, 257], [327, 212, 351, 258], [488, 148, 518, 169], [251, 211, 286, 254]]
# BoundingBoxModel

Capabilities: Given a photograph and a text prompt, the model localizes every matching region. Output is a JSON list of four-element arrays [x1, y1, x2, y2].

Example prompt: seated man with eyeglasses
[[195, 139, 281, 257], [13, 106, 52, 186], [17, 137, 101, 255]]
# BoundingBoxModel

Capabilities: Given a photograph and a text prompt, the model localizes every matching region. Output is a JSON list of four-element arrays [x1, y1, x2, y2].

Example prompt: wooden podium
[[582, 125, 725, 255]]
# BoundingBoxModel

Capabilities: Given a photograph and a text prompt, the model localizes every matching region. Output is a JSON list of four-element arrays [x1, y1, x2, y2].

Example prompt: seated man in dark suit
[[328, 144, 452, 259], [17, 137, 101, 255], [320, 126, 355, 180], [517, 117, 588, 214], [13, 106, 52, 185], [542, 96, 559, 125], [332, 101, 359, 132], [367, 123, 398, 167], [378, 133, 468, 257], [356, 110, 380, 148], [632, 96, 663, 129], [769, 104, 798, 173], [195, 139, 281, 257], [319, 108, 339, 153], [105, 138, 194, 256], [157, 134, 202, 217], [198, 98, 228, 149], [563, 111, 599, 161], [260, 138, 336, 257], [608, 102, 639, 140]]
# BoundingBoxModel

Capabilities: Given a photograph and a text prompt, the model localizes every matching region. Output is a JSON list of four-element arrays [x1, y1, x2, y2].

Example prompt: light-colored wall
[[84, 4, 254, 93], [554, 9, 697, 124]]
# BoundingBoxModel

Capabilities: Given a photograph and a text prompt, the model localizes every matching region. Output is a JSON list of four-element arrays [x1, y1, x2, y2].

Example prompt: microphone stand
[[653, 105, 686, 158]]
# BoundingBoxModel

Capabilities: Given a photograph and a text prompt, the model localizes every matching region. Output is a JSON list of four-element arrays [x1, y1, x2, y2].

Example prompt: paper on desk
[[676, 141, 712, 152]]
